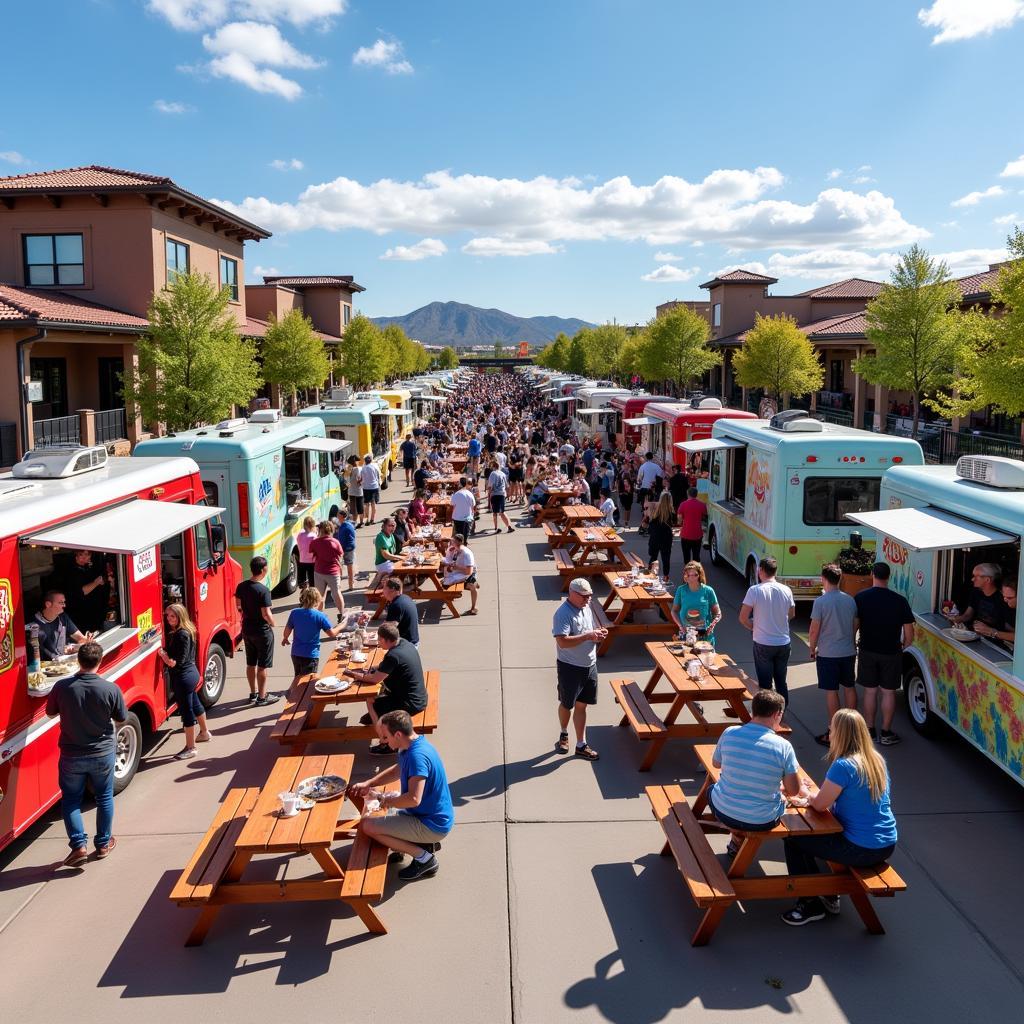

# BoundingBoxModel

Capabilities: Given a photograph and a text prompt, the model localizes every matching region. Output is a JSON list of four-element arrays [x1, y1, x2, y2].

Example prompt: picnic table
[[643, 745, 906, 945], [596, 573, 676, 655], [534, 487, 575, 525], [368, 551, 464, 618], [542, 504, 605, 548], [447, 442, 469, 454], [170, 753, 391, 945], [444, 455, 468, 472], [425, 495, 452, 523], [425, 473, 463, 493], [410, 524, 453, 553], [612, 640, 754, 770]]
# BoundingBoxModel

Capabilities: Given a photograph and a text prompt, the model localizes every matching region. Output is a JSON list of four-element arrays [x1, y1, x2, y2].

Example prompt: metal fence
[[33, 415, 80, 447], [95, 408, 127, 443]]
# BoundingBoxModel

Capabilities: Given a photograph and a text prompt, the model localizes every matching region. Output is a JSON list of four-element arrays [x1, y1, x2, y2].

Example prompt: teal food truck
[[134, 410, 348, 593], [846, 455, 1024, 784], [685, 412, 924, 598], [298, 394, 394, 487]]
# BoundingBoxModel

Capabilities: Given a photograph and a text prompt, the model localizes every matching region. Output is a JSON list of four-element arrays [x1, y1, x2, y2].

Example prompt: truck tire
[[200, 642, 227, 709], [904, 664, 942, 737], [112, 712, 143, 794], [381, 467, 390, 491], [708, 527, 722, 566], [278, 550, 299, 596], [745, 557, 758, 590]]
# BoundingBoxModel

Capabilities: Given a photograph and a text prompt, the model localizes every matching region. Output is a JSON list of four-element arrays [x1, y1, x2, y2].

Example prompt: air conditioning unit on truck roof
[[12, 445, 107, 479], [956, 455, 1024, 489], [768, 410, 823, 432]]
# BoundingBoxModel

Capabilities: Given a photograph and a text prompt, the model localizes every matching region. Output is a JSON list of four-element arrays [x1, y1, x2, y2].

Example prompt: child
[[281, 587, 344, 690]]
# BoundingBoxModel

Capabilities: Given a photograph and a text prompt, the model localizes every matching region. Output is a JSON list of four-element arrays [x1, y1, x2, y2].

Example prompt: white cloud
[[994, 212, 1020, 225], [203, 21, 321, 67], [653, 251, 683, 262], [248, 263, 281, 282], [214, 168, 927, 251], [462, 238, 561, 257], [1001, 154, 1024, 177], [0, 150, 28, 165], [852, 175, 876, 185], [208, 52, 303, 98], [380, 238, 447, 261], [270, 157, 304, 170], [858, 165, 873, 172], [352, 39, 413, 75], [826, 168, 843, 180], [153, 99, 193, 114], [951, 184, 1006, 206], [918, 0, 1024, 43], [940, 220, 960, 228], [937, 247, 1009, 273], [148, 0, 345, 30], [148, 0, 229, 31], [641, 265, 701, 283]]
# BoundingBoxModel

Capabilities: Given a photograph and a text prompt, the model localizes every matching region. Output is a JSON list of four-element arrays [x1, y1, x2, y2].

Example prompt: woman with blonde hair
[[282, 586, 344, 689], [159, 604, 210, 761], [646, 491, 677, 580], [671, 560, 722, 645], [781, 708, 898, 926]]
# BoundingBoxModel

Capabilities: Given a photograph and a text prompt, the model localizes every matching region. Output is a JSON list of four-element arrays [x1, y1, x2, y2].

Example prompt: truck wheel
[[200, 643, 227, 709], [708, 527, 722, 566], [904, 665, 942, 737], [113, 712, 143, 793], [278, 550, 299, 595], [745, 558, 758, 590], [381, 467, 390, 491]]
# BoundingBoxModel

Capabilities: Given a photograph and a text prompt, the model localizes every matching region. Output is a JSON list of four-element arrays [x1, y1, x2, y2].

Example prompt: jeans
[[171, 666, 204, 727], [680, 538, 701, 564], [784, 833, 895, 876], [752, 641, 791, 705], [314, 571, 345, 616], [59, 753, 115, 850]]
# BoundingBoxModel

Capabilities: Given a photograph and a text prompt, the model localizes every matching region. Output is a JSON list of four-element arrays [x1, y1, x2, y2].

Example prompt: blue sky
[[3, 0, 1024, 324]]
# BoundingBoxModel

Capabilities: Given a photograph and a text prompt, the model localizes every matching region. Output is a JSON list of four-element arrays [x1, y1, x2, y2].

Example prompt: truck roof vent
[[11, 445, 108, 479], [248, 409, 283, 424], [214, 417, 248, 433], [769, 410, 823, 432], [955, 455, 1024, 488], [691, 396, 723, 410], [329, 387, 354, 404]]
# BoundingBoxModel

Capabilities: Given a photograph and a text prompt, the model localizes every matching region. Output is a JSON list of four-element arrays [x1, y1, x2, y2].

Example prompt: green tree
[[566, 330, 590, 375], [542, 332, 571, 370], [124, 271, 260, 431], [733, 313, 824, 405], [380, 323, 416, 379], [436, 345, 459, 369], [336, 314, 386, 388], [855, 244, 985, 434], [584, 323, 628, 379], [638, 305, 720, 393], [614, 335, 644, 383], [261, 309, 331, 414]]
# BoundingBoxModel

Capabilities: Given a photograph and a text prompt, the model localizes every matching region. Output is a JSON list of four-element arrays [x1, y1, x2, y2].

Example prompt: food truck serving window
[[804, 476, 880, 525]]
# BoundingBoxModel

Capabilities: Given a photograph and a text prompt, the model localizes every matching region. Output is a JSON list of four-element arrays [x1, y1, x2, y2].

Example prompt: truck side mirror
[[211, 523, 227, 562]]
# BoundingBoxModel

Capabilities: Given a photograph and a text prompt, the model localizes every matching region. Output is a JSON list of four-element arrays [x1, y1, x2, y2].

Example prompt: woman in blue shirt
[[670, 561, 721, 644], [282, 587, 344, 689], [781, 709, 898, 926]]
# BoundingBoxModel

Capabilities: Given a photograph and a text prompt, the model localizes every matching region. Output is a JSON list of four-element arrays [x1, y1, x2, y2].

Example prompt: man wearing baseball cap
[[551, 577, 607, 761]]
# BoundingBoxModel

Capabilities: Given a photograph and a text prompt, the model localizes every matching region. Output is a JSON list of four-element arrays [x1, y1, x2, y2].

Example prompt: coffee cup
[[279, 791, 300, 816]]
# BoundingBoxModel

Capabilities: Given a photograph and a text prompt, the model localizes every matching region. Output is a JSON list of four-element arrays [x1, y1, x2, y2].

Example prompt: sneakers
[[369, 742, 393, 756], [63, 846, 88, 868], [255, 693, 281, 707], [174, 748, 198, 761], [196, 731, 213, 743], [821, 895, 841, 916], [506, 527, 515, 534], [814, 731, 831, 748], [574, 743, 600, 761], [388, 850, 406, 864], [95, 837, 117, 860], [879, 729, 902, 746], [869, 727, 878, 741], [781, 897, 826, 926], [398, 854, 439, 881], [248, 692, 259, 704]]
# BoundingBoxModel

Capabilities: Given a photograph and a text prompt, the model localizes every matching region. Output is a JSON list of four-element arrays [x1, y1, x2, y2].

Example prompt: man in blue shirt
[[399, 433, 419, 486], [466, 435, 482, 480], [335, 509, 357, 589], [350, 709, 453, 881]]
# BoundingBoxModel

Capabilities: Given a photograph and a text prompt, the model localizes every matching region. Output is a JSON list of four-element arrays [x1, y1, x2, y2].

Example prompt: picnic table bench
[[170, 753, 392, 945], [543, 504, 605, 547], [366, 554, 465, 618]]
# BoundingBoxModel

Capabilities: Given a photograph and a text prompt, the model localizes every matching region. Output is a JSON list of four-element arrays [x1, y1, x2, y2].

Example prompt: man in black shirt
[[65, 550, 109, 633], [948, 562, 1009, 633], [382, 578, 421, 646], [343, 621, 427, 755], [46, 641, 127, 866], [854, 562, 915, 746], [234, 556, 281, 707]]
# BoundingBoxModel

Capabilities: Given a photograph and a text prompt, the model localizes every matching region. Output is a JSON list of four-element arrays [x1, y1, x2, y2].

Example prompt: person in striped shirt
[[709, 689, 804, 856]]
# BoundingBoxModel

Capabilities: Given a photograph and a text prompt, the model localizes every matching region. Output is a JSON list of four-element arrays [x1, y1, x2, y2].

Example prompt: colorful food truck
[[685, 412, 924, 597], [0, 446, 242, 850], [608, 393, 672, 449], [298, 395, 394, 488], [572, 386, 631, 445], [640, 398, 758, 469], [846, 455, 1024, 784], [135, 410, 348, 594], [356, 390, 414, 465]]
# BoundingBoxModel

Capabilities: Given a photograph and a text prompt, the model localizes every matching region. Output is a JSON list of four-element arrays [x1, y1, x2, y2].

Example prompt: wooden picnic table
[[446, 442, 469, 454], [444, 455, 468, 472], [425, 473, 463, 493], [534, 487, 575, 525], [596, 572, 676, 655], [543, 504, 604, 547], [409, 524, 453, 553], [369, 552, 464, 618], [564, 526, 629, 565], [425, 495, 452, 523], [641, 745, 906, 945], [612, 641, 753, 770], [170, 753, 391, 945]]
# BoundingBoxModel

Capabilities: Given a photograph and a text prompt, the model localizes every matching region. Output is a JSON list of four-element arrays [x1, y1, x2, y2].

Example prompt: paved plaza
[[2, 485, 1023, 1023]]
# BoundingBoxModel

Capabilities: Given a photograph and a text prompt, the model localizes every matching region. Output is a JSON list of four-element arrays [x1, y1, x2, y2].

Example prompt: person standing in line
[[466, 433, 482, 480], [400, 433, 419, 487], [159, 604, 211, 761], [346, 455, 365, 529], [551, 578, 607, 761], [234, 556, 281, 707], [449, 476, 478, 543], [618, 464, 635, 529], [854, 562, 915, 745], [667, 464, 689, 509], [360, 455, 383, 525], [808, 563, 859, 747], [677, 486, 706, 565], [739, 556, 796, 709], [46, 641, 127, 866], [336, 508, 357, 589], [282, 586, 344, 689], [646, 492, 676, 580], [486, 460, 515, 534], [295, 515, 317, 589], [309, 520, 346, 621], [635, 451, 663, 514]]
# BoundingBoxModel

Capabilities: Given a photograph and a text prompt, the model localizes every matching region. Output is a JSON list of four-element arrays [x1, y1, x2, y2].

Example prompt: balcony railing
[[95, 407, 127, 444], [33, 415, 80, 448]]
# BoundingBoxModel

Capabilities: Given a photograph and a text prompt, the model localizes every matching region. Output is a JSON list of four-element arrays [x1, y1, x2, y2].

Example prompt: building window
[[166, 239, 189, 283], [712, 303, 721, 328], [343, 303, 352, 326], [219, 255, 239, 301], [23, 233, 84, 286]]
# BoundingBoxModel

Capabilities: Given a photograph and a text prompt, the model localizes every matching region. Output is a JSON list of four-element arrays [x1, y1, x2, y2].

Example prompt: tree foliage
[[336, 314, 387, 388], [436, 345, 460, 369], [584, 323, 628, 378], [637, 305, 720, 391], [380, 323, 423, 379], [565, 332, 590, 375], [260, 309, 331, 414], [124, 271, 261, 431], [733, 313, 824, 403]]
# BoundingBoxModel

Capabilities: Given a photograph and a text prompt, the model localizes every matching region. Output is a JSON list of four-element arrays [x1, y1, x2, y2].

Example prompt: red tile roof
[[796, 278, 883, 300], [243, 316, 341, 344], [956, 266, 1002, 298], [801, 311, 868, 338], [262, 275, 366, 293], [0, 284, 148, 330], [700, 269, 778, 289]]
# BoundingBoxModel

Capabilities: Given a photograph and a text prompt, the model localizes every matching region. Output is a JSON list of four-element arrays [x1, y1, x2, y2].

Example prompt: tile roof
[[796, 278, 884, 300], [243, 316, 342, 344], [801, 311, 868, 338], [955, 266, 1002, 298], [262, 275, 366, 293], [0, 284, 148, 330], [700, 269, 778, 289], [0, 165, 170, 189]]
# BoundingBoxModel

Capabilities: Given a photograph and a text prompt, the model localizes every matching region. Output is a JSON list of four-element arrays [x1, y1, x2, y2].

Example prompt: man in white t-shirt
[[739, 556, 796, 708], [635, 452, 663, 510], [442, 535, 479, 613], [558, 441, 575, 473], [486, 462, 514, 534], [359, 456, 383, 525], [449, 477, 478, 543]]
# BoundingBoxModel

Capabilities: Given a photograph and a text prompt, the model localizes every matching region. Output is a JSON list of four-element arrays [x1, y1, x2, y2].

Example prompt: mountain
[[371, 301, 594, 347]]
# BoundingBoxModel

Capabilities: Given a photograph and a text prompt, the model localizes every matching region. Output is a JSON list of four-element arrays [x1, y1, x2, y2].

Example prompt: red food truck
[[0, 446, 241, 851], [640, 398, 757, 469], [608, 393, 672, 449]]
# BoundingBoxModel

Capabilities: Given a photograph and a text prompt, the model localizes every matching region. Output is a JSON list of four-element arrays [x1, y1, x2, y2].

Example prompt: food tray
[[314, 677, 352, 693], [946, 628, 979, 642], [296, 775, 348, 801]]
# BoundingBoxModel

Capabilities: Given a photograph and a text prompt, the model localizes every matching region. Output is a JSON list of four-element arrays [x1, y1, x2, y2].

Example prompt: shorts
[[816, 655, 857, 691], [374, 561, 395, 575], [343, 548, 355, 566], [636, 488, 651, 507], [556, 660, 598, 709], [243, 629, 274, 669], [403, 459, 416, 470], [291, 654, 319, 677], [452, 519, 472, 542], [363, 488, 380, 505], [376, 809, 449, 845], [490, 495, 506, 514], [856, 650, 902, 690], [348, 494, 365, 514], [508, 468, 524, 483]]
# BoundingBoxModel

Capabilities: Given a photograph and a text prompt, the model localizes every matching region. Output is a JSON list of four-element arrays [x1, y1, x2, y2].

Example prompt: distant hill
[[371, 301, 594, 347]]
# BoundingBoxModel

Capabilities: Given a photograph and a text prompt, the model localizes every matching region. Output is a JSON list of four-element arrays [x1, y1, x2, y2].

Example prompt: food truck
[[0, 446, 242, 850], [298, 394, 394, 489], [135, 411, 347, 594], [572, 386, 631, 445], [845, 455, 1024, 784], [356, 390, 414, 465], [639, 398, 757, 469], [608, 393, 671, 449], [683, 412, 924, 597]]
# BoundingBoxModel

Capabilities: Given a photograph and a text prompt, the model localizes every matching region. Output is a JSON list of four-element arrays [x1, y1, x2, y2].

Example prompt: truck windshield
[[803, 476, 880, 525], [370, 414, 389, 458]]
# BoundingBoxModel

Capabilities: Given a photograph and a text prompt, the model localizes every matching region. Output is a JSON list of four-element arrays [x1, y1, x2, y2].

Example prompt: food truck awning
[[418, 395, 446, 402], [576, 408, 609, 417], [625, 416, 660, 427], [675, 437, 746, 454], [551, 396, 576, 404], [845, 507, 1015, 552], [24, 500, 228, 556], [381, 408, 412, 417], [285, 436, 351, 455]]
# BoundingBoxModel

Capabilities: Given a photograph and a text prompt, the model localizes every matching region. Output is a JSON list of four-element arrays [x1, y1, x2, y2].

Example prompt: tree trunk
[[912, 391, 921, 437]]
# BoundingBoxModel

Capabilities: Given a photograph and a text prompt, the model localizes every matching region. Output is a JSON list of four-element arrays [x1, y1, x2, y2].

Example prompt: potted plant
[[836, 546, 875, 596]]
